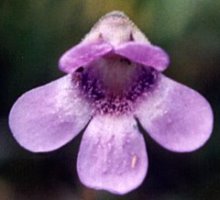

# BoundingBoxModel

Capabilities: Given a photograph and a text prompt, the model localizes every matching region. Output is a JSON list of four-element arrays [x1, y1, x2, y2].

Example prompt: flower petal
[[77, 115, 148, 194], [9, 75, 92, 152], [135, 75, 213, 152], [115, 42, 169, 71], [59, 41, 112, 73]]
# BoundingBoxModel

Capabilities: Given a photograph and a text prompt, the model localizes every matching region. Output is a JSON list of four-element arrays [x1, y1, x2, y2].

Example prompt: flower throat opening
[[72, 56, 159, 115]]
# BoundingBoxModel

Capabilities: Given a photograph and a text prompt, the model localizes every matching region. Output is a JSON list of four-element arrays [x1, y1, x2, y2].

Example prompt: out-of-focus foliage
[[0, 0, 220, 199]]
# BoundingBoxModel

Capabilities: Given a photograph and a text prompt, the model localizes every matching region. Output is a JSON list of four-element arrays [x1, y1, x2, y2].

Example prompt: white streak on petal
[[77, 115, 148, 194]]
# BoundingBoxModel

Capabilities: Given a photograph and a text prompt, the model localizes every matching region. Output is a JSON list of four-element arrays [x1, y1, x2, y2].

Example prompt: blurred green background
[[0, 0, 220, 199]]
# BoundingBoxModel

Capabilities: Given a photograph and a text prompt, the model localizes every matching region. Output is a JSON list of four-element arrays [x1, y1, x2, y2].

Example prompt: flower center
[[72, 55, 159, 115]]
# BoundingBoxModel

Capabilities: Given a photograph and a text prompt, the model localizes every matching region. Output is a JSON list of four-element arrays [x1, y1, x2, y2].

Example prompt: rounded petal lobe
[[59, 41, 112, 73], [115, 42, 169, 71], [135, 75, 213, 152], [77, 115, 148, 194], [9, 75, 92, 152]]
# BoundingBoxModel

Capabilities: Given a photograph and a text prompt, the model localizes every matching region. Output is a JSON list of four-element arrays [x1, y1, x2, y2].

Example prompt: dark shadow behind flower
[[8, 11, 213, 195]]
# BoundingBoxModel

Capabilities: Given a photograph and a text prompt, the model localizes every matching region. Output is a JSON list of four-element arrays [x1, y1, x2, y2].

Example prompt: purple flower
[[9, 11, 213, 194]]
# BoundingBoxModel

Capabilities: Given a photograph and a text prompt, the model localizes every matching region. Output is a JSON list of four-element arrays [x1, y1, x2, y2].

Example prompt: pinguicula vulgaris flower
[[9, 11, 213, 194]]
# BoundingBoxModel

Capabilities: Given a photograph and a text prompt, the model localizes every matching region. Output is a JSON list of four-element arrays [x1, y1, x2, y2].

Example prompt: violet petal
[[59, 41, 112, 73], [77, 115, 148, 194], [115, 42, 169, 71], [9, 75, 92, 152], [135, 75, 213, 152]]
